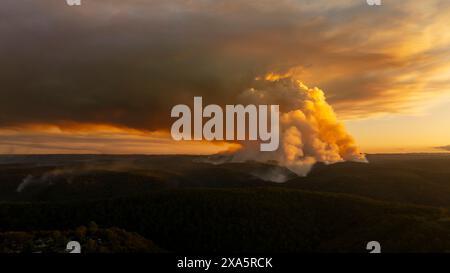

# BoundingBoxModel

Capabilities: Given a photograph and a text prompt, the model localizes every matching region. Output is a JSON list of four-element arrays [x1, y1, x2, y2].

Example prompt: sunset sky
[[1, 0, 450, 154]]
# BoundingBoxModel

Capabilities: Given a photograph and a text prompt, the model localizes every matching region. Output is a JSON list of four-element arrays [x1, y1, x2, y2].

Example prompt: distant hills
[[0, 153, 450, 252]]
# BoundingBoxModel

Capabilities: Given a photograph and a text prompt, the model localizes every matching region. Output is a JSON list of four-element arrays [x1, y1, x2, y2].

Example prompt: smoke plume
[[16, 169, 75, 193], [229, 74, 367, 176]]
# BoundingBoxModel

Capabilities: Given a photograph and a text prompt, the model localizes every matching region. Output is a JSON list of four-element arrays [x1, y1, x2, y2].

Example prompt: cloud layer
[[1, 0, 450, 153], [436, 145, 450, 152]]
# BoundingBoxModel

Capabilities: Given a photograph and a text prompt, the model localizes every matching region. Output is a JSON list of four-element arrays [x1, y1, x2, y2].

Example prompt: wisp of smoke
[[228, 74, 367, 177], [16, 174, 34, 193], [16, 169, 74, 193]]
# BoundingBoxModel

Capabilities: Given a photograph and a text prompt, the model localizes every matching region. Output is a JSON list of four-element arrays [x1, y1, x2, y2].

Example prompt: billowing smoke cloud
[[228, 74, 367, 176]]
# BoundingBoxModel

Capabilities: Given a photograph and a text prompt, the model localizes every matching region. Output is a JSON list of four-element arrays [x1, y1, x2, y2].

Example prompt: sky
[[1, 0, 450, 154]]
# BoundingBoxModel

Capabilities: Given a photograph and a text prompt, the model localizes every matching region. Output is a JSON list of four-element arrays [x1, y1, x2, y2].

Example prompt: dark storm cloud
[[1, 0, 450, 131]]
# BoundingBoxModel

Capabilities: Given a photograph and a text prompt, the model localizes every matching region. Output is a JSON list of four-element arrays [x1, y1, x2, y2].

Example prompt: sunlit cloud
[[435, 145, 450, 152], [0, 124, 232, 154], [1, 0, 450, 153]]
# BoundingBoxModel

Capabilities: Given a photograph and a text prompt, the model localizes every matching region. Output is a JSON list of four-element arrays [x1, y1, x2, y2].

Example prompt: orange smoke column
[[231, 74, 367, 176]]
